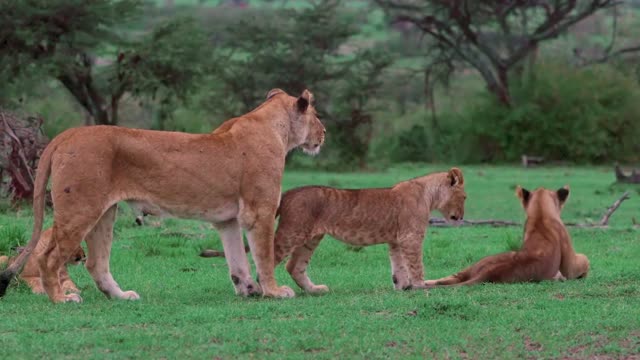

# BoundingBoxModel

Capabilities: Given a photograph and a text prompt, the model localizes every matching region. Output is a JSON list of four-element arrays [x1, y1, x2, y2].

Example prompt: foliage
[[204, 0, 392, 168], [0, 167, 639, 357], [0, 0, 211, 125], [466, 62, 640, 163], [374, 0, 625, 106]]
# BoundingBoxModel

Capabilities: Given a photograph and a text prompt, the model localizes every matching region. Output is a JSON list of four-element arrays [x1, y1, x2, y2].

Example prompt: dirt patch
[[524, 336, 543, 352]]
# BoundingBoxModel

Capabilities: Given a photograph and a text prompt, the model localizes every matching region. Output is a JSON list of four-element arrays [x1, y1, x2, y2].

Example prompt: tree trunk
[[424, 68, 439, 132]]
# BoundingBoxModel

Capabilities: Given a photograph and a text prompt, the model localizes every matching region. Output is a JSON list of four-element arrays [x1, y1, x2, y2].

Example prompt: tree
[[0, 0, 210, 125], [375, 0, 621, 106], [205, 0, 391, 167]]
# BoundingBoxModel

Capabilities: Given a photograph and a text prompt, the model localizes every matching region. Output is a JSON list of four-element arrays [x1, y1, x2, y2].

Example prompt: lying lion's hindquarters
[[4, 88, 325, 303], [426, 186, 589, 286]]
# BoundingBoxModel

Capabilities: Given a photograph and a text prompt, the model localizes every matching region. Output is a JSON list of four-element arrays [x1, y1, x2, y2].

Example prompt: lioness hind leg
[[39, 227, 85, 303], [214, 219, 261, 297], [285, 235, 328, 295], [85, 205, 139, 301]]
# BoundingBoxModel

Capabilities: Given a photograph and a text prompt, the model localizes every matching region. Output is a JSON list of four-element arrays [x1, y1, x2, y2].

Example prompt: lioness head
[[267, 88, 326, 155], [439, 167, 466, 222], [516, 185, 569, 215]]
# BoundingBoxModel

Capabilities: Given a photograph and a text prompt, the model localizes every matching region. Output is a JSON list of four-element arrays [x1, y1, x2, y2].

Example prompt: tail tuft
[[0, 269, 15, 297]]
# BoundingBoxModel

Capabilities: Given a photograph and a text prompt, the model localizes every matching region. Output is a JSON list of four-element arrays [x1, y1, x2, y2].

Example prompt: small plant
[[0, 225, 26, 254], [504, 233, 521, 252]]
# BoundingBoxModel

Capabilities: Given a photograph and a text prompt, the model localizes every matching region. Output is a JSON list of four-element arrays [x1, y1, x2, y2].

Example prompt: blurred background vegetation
[[1, 0, 640, 170]]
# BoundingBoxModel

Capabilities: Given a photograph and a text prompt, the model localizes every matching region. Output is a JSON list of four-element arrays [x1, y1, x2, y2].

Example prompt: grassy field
[[0, 165, 639, 359]]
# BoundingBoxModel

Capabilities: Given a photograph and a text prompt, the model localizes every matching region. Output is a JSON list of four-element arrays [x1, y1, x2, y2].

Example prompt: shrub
[[465, 62, 640, 163]]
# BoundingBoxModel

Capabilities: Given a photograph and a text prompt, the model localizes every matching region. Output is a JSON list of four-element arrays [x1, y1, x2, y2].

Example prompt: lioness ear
[[516, 186, 531, 208], [266, 88, 285, 100], [557, 185, 570, 205], [448, 167, 464, 186], [296, 89, 313, 113]]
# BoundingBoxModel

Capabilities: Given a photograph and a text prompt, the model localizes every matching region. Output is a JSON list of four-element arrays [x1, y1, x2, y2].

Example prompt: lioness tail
[[0, 139, 55, 297]]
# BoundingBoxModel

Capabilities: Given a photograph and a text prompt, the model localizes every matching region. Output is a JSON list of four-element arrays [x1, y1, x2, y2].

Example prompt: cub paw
[[64, 293, 83, 303], [307, 284, 329, 295], [263, 285, 295, 298], [120, 290, 141, 300]]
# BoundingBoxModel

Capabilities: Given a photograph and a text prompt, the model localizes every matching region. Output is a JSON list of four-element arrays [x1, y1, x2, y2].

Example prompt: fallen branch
[[430, 192, 631, 228], [615, 165, 640, 184], [196, 193, 631, 257], [598, 191, 630, 226], [200, 245, 250, 258], [428, 218, 519, 227]]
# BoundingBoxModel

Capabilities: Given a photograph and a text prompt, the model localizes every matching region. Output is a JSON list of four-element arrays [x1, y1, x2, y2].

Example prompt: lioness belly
[[126, 199, 239, 223]]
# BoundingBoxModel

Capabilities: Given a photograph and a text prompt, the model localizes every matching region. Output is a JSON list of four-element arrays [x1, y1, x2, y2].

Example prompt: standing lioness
[[0, 88, 325, 303], [425, 186, 589, 287], [274, 168, 466, 294]]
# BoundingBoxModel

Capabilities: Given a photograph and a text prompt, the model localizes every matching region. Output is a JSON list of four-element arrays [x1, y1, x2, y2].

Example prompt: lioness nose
[[450, 215, 459, 221]]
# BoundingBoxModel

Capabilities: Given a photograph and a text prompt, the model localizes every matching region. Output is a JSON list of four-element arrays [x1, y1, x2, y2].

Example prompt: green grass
[[1, 166, 639, 358]]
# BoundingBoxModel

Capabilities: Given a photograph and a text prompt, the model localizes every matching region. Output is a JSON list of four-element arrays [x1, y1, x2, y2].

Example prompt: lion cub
[[274, 168, 466, 294], [0, 228, 85, 294], [425, 186, 589, 287]]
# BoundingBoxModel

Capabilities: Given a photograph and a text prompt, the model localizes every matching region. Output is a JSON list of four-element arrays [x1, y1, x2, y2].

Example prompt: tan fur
[[0, 229, 85, 294], [425, 186, 590, 287], [1, 88, 325, 303], [274, 168, 466, 294]]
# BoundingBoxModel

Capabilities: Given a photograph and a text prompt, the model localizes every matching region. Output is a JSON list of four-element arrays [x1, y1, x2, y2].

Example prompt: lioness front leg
[[243, 213, 294, 298], [285, 235, 328, 295], [214, 219, 261, 296]]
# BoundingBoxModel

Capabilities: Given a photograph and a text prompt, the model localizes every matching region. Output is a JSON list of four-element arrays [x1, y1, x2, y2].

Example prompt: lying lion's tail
[[0, 140, 55, 297]]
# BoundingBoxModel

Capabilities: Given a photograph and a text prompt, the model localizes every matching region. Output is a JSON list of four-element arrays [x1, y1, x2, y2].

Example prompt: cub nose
[[450, 215, 459, 221]]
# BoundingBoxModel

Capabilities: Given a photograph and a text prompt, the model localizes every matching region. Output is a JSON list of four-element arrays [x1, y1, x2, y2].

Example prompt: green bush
[[466, 62, 640, 163]]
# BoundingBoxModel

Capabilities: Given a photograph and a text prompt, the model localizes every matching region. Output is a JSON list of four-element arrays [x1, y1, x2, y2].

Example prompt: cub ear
[[296, 89, 314, 113], [448, 167, 464, 186], [516, 185, 531, 208], [266, 88, 285, 100], [557, 185, 570, 205]]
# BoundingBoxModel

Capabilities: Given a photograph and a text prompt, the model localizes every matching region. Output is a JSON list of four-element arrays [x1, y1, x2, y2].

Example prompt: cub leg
[[388, 243, 411, 290], [59, 266, 80, 294], [285, 235, 328, 295], [400, 237, 430, 289], [214, 219, 261, 297]]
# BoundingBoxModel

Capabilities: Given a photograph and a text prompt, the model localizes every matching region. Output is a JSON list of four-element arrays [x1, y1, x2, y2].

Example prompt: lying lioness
[[425, 186, 589, 287], [0, 228, 85, 294], [273, 168, 466, 294]]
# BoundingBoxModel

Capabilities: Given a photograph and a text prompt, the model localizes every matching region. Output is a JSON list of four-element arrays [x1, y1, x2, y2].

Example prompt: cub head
[[267, 88, 326, 155], [68, 246, 87, 266], [16, 245, 86, 266], [438, 167, 466, 222], [516, 185, 569, 217]]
